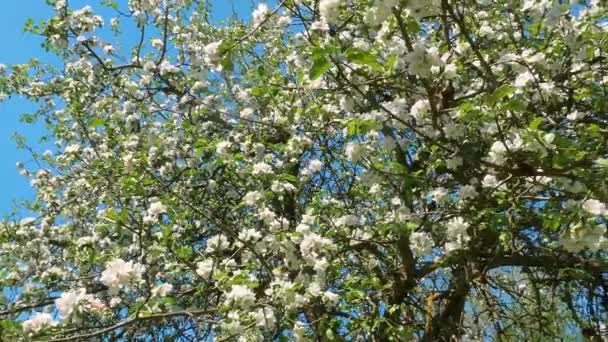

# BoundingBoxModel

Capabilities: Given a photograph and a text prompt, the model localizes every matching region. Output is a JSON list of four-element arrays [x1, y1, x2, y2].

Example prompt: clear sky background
[[0, 0, 262, 216], [0, 1, 54, 216]]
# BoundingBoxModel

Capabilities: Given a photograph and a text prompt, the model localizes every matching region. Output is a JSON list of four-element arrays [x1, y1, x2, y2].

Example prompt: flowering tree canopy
[[0, 0, 607, 340]]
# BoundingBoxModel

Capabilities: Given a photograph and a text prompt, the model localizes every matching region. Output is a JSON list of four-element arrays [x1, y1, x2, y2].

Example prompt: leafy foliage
[[0, 0, 606, 341]]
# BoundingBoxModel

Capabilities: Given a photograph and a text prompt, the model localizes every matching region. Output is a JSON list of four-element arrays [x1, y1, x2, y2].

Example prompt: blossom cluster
[[3, 0, 608, 340]]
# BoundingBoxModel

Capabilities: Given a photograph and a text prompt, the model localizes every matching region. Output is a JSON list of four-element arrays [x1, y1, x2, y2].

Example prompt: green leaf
[[281, 174, 298, 183], [386, 54, 398, 73], [88, 118, 106, 127], [221, 57, 234, 73], [346, 289, 365, 301], [250, 86, 265, 97], [101, 0, 119, 10], [176, 246, 193, 260], [309, 56, 331, 80], [345, 118, 377, 136], [345, 48, 383, 72], [529, 117, 543, 130], [487, 85, 515, 105]]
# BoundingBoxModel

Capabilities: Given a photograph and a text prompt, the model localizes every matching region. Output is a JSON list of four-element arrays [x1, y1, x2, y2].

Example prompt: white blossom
[[147, 199, 167, 217], [319, 0, 340, 24], [55, 288, 91, 318], [252, 162, 273, 175], [345, 142, 366, 162], [204, 41, 222, 70], [308, 159, 324, 172], [254, 307, 276, 328], [410, 99, 430, 120], [151, 38, 164, 50], [252, 3, 269, 27], [482, 174, 500, 188], [445, 217, 471, 252], [560, 223, 607, 253], [196, 259, 214, 279], [205, 234, 228, 253], [22, 313, 56, 332], [225, 285, 256, 308], [410, 231, 434, 256], [335, 214, 361, 227], [243, 191, 264, 206], [151, 283, 173, 297], [514, 71, 534, 88], [100, 258, 144, 293]]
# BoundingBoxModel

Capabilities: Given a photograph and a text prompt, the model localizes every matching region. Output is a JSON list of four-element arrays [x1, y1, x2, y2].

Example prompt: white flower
[[196, 259, 214, 279], [443, 63, 457, 79], [204, 41, 222, 70], [147, 199, 167, 217], [310, 20, 330, 32], [345, 142, 366, 162], [277, 15, 292, 27], [459, 185, 478, 200], [240, 107, 254, 119], [55, 0, 66, 10], [239, 228, 262, 242], [319, 0, 340, 24], [258, 207, 276, 223], [431, 187, 449, 205], [410, 231, 434, 256], [447, 217, 469, 236], [567, 110, 585, 121], [254, 307, 276, 328], [560, 223, 607, 253], [86, 297, 106, 313], [151, 283, 173, 297], [300, 232, 333, 262], [252, 162, 273, 175], [103, 44, 114, 54], [479, 24, 495, 36], [55, 288, 90, 318], [324, 290, 340, 304], [582, 199, 607, 216], [243, 191, 263, 206], [100, 258, 144, 293], [488, 141, 508, 165], [514, 71, 534, 88], [335, 214, 361, 227], [270, 180, 286, 193], [159, 60, 179, 75], [64, 144, 81, 154], [446, 156, 463, 170], [445, 217, 471, 252], [22, 313, 56, 332], [225, 285, 256, 308], [151, 38, 164, 50], [308, 281, 323, 297], [308, 159, 324, 172], [252, 3, 269, 27], [482, 174, 499, 188], [404, 44, 439, 77], [205, 234, 228, 253], [216, 141, 231, 156], [314, 257, 330, 274], [410, 99, 430, 120]]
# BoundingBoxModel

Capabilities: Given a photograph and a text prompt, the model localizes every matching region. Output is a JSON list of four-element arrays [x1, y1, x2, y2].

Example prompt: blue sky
[[0, 0, 261, 216], [0, 1, 54, 216]]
